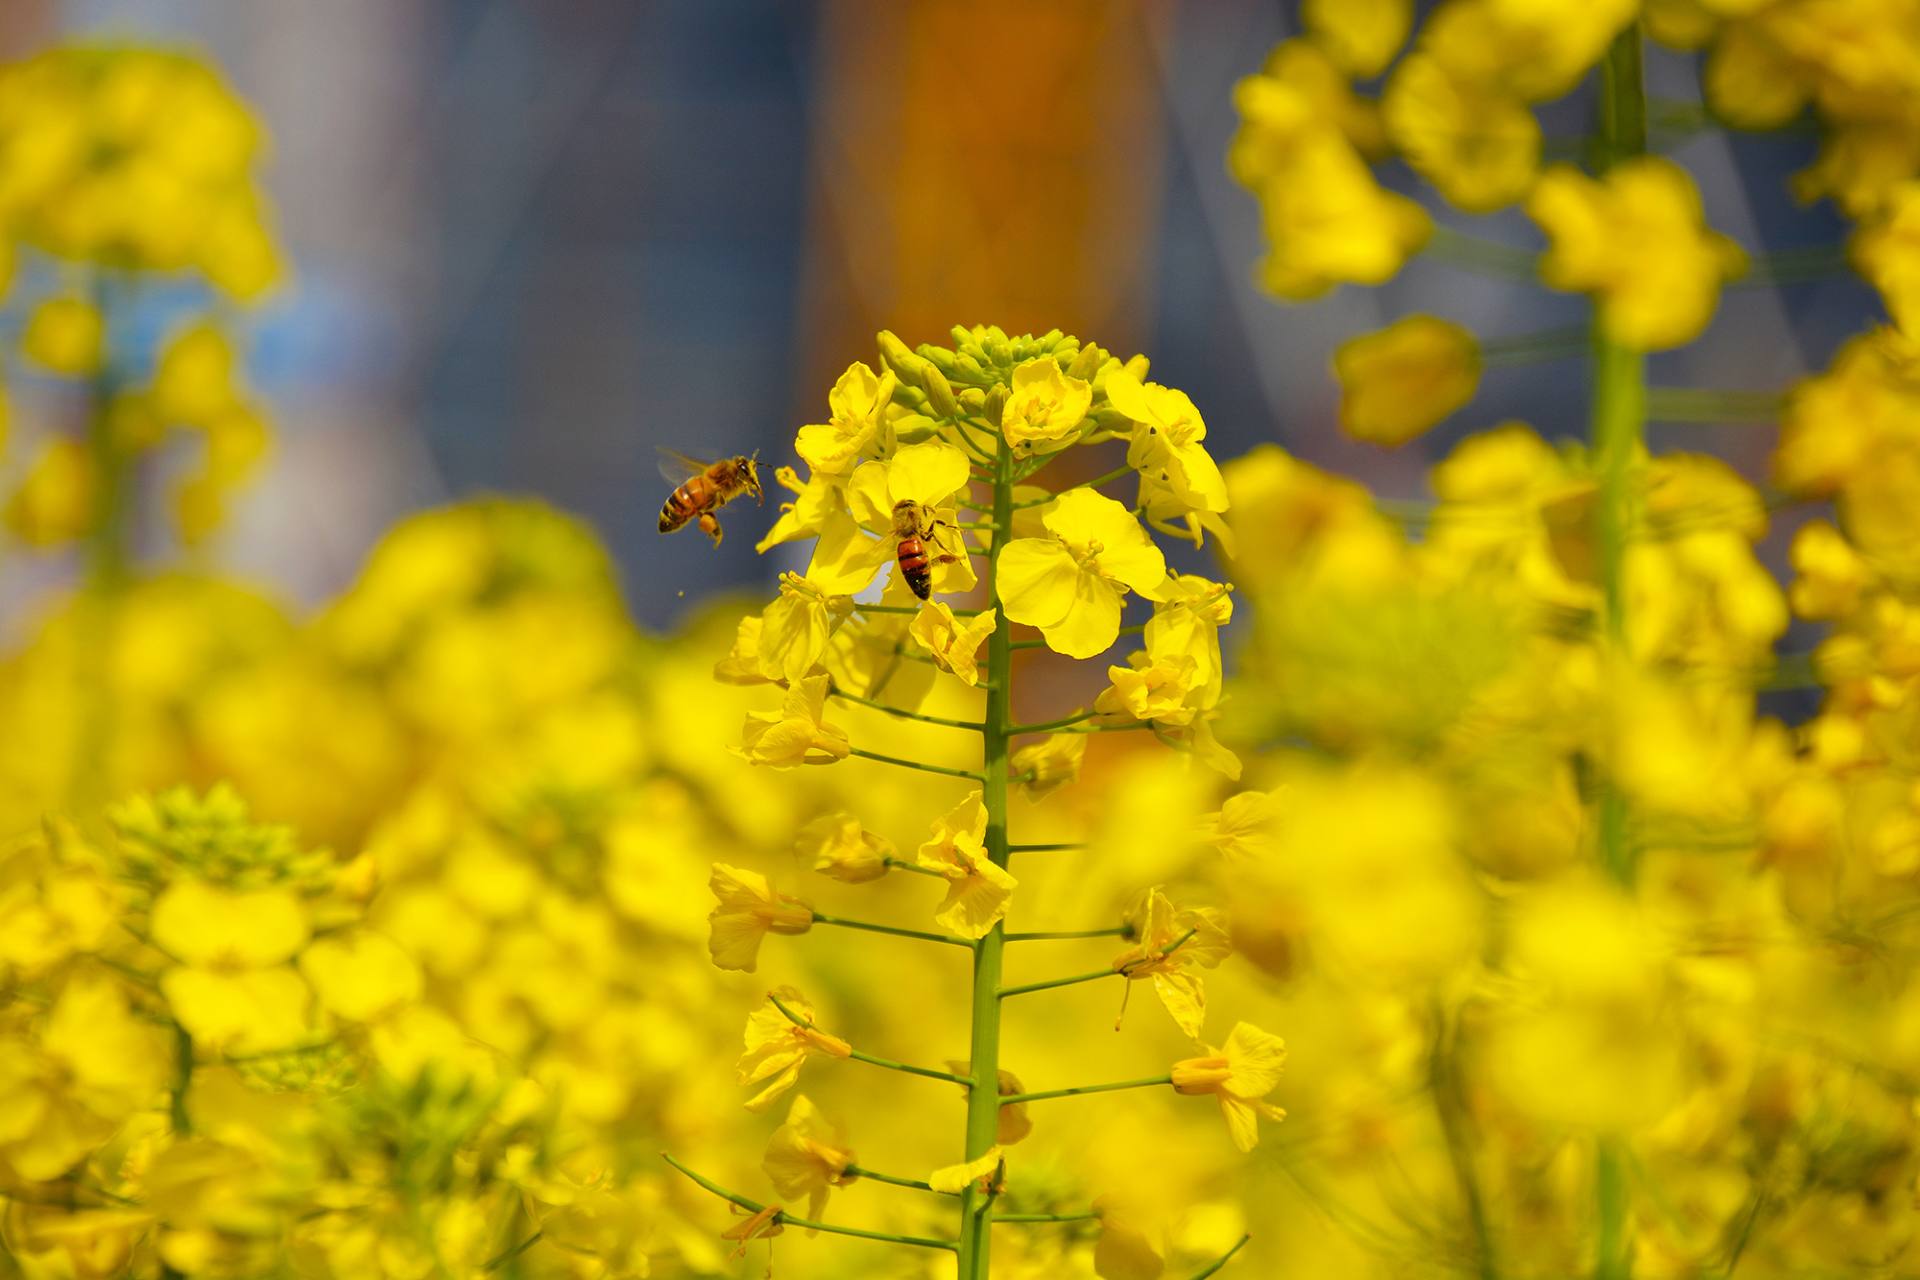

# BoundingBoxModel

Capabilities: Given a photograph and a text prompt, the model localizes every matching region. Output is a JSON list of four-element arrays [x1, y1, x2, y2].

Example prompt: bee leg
[[699, 512, 724, 547]]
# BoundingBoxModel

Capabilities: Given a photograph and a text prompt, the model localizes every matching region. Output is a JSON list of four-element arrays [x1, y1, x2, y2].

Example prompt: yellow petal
[[886, 440, 971, 507], [997, 539, 1080, 629], [297, 930, 422, 1022], [151, 880, 309, 967]]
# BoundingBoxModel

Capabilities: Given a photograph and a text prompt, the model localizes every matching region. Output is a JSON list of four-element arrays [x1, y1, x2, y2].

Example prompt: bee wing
[[657, 447, 714, 485]]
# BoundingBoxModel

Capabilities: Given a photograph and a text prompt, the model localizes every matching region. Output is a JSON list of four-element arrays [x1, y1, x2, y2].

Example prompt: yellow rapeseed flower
[[999, 490, 1168, 659], [296, 929, 422, 1023], [1107, 369, 1228, 514], [915, 791, 1016, 939], [795, 811, 893, 883], [928, 1146, 1004, 1195], [809, 439, 975, 597], [1527, 158, 1746, 351], [1170, 1021, 1288, 1152], [755, 572, 852, 684], [1010, 731, 1087, 800], [1334, 314, 1482, 446], [21, 293, 105, 375], [736, 674, 850, 767], [795, 361, 896, 476], [909, 601, 995, 686], [706, 863, 813, 972], [1302, 0, 1411, 77], [1001, 357, 1092, 453], [1111, 888, 1231, 1036], [736, 986, 852, 1112], [761, 1094, 858, 1222], [1383, 53, 1540, 213]]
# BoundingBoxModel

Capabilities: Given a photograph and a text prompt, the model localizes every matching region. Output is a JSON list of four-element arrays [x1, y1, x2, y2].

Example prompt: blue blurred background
[[11, 0, 1873, 629]]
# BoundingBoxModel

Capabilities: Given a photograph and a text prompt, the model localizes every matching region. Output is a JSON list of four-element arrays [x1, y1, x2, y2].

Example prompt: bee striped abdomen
[[659, 478, 708, 533], [897, 534, 932, 600]]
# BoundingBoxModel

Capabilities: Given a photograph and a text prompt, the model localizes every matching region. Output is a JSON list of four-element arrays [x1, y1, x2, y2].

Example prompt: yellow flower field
[[4, 5, 1920, 1278]]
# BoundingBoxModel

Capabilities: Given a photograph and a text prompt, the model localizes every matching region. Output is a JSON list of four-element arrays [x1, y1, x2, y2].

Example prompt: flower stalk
[[956, 418, 1017, 1278], [1592, 21, 1646, 1280]]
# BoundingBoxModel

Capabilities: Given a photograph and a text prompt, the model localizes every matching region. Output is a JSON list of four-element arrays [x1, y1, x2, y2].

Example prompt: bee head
[[740, 453, 764, 502]]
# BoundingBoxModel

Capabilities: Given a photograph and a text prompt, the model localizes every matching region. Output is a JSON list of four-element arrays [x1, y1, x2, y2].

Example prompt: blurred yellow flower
[[736, 986, 851, 1112], [736, 675, 850, 767], [1010, 731, 1086, 800], [1334, 314, 1482, 446], [795, 811, 893, 883], [0, 973, 168, 1181], [1171, 1022, 1288, 1152], [1230, 64, 1432, 298], [1002, 357, 1092, 453], [761, 1094, 857, 1222], [21, 293, 104, 375], [6, 438, 95, 545], [916, 791, 1016, 938], [1527, 158, 1746, 350], [999, 490, 1168, 658], [706, 863, 813, 972], [1302, 0, 1411, 77], [1384, 53, 1540, 213], [1111, 888, 1231, 1037], [296, 929, 422, 1023]]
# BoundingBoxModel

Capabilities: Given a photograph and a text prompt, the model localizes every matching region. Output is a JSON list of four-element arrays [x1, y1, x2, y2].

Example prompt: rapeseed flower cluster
[[0, 45, 280, 558], [684, 325, 1272, 1278], [1211, 1, 1920, 1276]]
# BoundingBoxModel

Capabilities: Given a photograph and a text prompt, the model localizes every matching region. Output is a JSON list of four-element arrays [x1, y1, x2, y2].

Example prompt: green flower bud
[[982, 386, 1008, 422], [923, 365, 961, 418], [877, 329, 933, 389], [958, 387, 987, 411], [891, 413, 942, 444]]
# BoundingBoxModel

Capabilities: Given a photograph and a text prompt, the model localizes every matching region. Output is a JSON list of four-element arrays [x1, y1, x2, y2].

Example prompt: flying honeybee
[[891, 499, 962, 600], [657, 449, 763, 547]]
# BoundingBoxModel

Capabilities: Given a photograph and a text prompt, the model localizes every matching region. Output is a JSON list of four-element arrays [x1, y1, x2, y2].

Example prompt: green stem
[[1596, 1140, 1630, 1280], [1012, 462, 1133, 507], [1189, 1235, 1252, 1279], [768, 992, 974, 1084], [1008, 709, 1096, 735], [169, 1024, 193, 1136], [957, 419, 1017, 1279], [995, 1210, 1101, 1223], [882, 856, 947, 879], [856, 603, 983, 617], [1000, 1075, 1172, 1106], [483, 1231, 543, 1272], [1592, 22, 1644, 1280], [847, 1165, 950, 1194], [662, 1153, 957, 1251], [1430, 1004, 1497, 1280], [1480, 324, 1590, 366], [1643, 388, 1782, 422], [998, 927, 1197, 999], [1007, 842, 1086, 854], [1004, 927, 1130, 942], [830, 686, 985, 731], [846, 746, 986, 782], [809, 913, 973, 949]]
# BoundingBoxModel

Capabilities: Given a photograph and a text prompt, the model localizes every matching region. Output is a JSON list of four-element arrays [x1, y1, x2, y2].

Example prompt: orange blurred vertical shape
[[799, 0, 1168, 388]]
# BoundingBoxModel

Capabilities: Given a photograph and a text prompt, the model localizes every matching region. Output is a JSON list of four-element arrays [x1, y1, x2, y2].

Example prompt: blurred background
[[0, 0, 1871, 628]]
